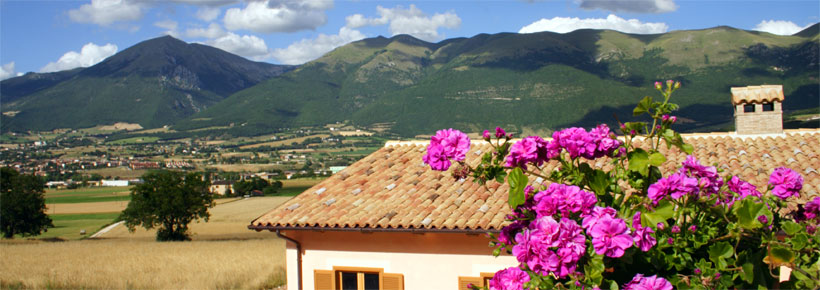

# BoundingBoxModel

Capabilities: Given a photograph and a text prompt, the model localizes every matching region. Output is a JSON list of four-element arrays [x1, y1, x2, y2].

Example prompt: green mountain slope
[[1, 36, 294, 131], [180, 26, 818, 136]]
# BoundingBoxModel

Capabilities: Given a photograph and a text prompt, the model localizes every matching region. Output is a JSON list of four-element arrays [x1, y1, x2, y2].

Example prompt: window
[[458, 273, 495, 289], [744, 104, 755, 113], [762, 103, 774, 112], [314, 267, 403, 290]]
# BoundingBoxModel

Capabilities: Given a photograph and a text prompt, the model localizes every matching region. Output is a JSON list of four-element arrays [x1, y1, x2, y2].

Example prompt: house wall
[[281, 230, 516, 290]]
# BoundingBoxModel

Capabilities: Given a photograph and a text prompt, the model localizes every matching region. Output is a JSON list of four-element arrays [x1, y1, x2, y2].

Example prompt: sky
[[1, 0, 818, 80]]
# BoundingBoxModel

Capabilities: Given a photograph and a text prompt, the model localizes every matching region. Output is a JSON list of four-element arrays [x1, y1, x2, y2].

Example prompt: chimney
[[730, 85, 784, 135]]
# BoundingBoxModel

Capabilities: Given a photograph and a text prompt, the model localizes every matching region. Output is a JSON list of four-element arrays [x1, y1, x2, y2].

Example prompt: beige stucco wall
[[281, 230, 516, 290], [734, 103, 783, 135]]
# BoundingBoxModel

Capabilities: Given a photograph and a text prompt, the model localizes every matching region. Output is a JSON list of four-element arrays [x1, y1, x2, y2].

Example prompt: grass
[[45, 187, 132, 204], [277, 178, 325, 196], [82, 167, 148, 179], [105, 136, 159, 145], [41, 213, 120, 240]]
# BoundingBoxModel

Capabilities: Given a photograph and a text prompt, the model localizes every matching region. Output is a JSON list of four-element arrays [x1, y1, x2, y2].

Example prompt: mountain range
[[1, 36, 293, 131], [2, 25, 818, 137]]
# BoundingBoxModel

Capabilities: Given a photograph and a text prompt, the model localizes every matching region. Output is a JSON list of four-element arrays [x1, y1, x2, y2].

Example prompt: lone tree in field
[[120, 170, 213, 241], [0, 167, 53, 238]]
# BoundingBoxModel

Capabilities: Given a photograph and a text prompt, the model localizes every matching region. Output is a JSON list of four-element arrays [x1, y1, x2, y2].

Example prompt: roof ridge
[[384, 129, 820, 147]]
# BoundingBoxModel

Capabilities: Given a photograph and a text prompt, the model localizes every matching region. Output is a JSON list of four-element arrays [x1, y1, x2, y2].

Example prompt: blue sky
[[1, 0, 818, 80]]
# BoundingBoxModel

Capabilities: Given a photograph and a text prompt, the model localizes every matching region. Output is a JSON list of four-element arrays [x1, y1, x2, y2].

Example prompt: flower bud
[[655, 125, 661, 130], [483, 130, 491, 141], [654, 81, 662, 90], [757, 215, 769, 224], [662, 114, 669, 122], [715, 273, 721, 279], [666, 79, 674, 87], [630, 129, 636, 136], [808, 225, 817, 235], [694, 268, 702, 275], [670, 116, 677, 123], [688, 225, 697, 233], [674, 81, 681, 90], [667, 237, 674, 245], [671, 225, 680, 233], [495, 127, 506, 139], [656, 222, 665, 230]]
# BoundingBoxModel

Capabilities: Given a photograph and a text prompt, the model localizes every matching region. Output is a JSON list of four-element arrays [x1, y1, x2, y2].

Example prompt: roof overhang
[[248, 224, 499, 234]]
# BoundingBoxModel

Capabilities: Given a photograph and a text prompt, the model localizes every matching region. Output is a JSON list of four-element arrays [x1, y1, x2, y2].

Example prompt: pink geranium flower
[[506, 136, 551, 168], [624, 274, 673, 290], [488, 267, 530, 290], [647, 173, 698, 204], [769, 167, 803, 199], [589, 215, 633, 257], [423, 128, 469, 171], [804, 197, 820, 220]]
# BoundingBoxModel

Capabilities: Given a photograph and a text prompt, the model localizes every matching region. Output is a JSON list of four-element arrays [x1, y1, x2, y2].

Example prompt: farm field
[[0, 196, 292, 289]]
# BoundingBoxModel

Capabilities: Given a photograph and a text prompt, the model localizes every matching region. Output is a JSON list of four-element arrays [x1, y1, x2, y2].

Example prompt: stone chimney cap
[[731, 85, 784, 105]]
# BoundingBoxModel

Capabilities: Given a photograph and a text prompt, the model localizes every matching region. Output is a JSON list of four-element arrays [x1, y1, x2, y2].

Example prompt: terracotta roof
[[250, 130, 820, 232], [730, 85, 784, 105]]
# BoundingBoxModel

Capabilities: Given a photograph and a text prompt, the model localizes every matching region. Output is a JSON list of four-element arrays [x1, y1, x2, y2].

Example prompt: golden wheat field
[[0, 196, 292, 289]]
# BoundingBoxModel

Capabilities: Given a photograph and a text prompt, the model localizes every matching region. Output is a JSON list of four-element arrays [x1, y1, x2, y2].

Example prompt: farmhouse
[[250, 86, 819, 290]]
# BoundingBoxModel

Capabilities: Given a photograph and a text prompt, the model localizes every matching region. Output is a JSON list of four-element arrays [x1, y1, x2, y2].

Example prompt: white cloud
[[187, 22, 227, 39], [1, 62, 18, 81], [68, 0, 144, 26], [519, 14, 668, 34], [576, 0, 677, 13], [344, 5, 460, 42], [154, 20, 178, 31], [40, 43, 118, 73], [207, 32, 270, 59], [270, 27, 366, 65], [155, 20, 180, 37], [171, 0, 237, 5], [224, 0, 333, 33], [196, 6, 222, 22], [753, 20, 811, 36]]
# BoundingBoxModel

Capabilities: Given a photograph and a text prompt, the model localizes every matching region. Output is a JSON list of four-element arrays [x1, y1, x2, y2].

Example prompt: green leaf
[[584, 255, 605, 285], [741, 263, 755, 284], [648, 152, 666, 166], [708, 242, 733, 265], [507, 167, 528, 209], [782, 221, 803, 236], [734, 198, 769, 230], [587, 169, 610, 196], [633, 96, 653, 116], [769, 246, 795, 265], [628, 148, 650, 176], [789, 233, 808, 250], [642, 200, 674, 228], [681, 144, 694, 154]]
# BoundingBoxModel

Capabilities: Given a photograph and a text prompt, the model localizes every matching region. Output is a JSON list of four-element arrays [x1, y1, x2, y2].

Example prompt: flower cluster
[[422, 129, 470, 171], [487, 266, 529, 290], [803, 197, 820, 221], [506, 136, 554, 168], [533, 183, 597, 218], [680, 156, 723, 196], [647, 172, 698, 204], [769, 167, 803, 199], [588, 214, 633, 257], [623, 274, 673, 290], [513, 216, 586, 278], [722, 176, 762, 207], [550, 125, 622, 160]]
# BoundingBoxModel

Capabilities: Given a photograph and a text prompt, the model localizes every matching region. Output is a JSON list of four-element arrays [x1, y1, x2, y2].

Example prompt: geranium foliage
[[423, 81, 820, 289]]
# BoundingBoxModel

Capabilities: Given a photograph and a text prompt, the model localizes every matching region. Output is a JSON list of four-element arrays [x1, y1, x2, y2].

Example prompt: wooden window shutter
[[314, 270, 334, 290], [457, 276, 482, 290], [382, 273, 404, 290]]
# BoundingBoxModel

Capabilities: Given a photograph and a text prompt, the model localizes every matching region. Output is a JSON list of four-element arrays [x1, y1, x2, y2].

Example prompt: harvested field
[[0, 239, 285, 289], [0, 197, 291, 289], [239, 134, 329, 149], [46, 201, 129, 214]]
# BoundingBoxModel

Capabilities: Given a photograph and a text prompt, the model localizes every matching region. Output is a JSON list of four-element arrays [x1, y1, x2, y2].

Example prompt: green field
[[17, 213, 120, 240], [106, 136, 159, 145], [45, 187, 132, 204]]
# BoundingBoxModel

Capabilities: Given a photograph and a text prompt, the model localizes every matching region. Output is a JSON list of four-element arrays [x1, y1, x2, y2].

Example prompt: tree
[[0, 167, 53, 238], [119, 170, 213, 241]]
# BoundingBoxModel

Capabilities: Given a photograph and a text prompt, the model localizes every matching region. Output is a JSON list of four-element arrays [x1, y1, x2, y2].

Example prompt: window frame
[[333, 266, 384, 290], [762, 103, 775, 112], [743, 104, 756, 113]]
